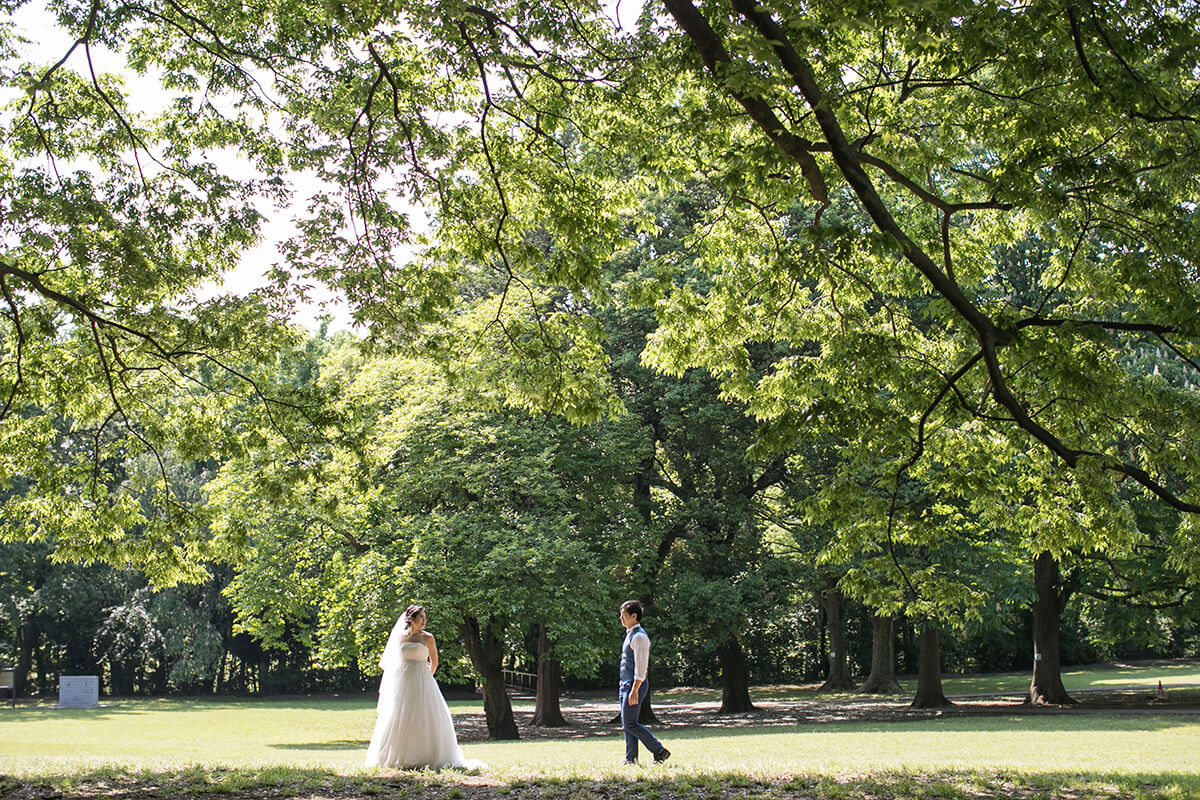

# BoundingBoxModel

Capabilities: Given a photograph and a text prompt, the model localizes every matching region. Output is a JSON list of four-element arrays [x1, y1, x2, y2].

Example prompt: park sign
[[58, 676, 99, 708]]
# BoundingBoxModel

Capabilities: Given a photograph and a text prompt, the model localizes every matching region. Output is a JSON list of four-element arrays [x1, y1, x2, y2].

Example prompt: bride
[[365, 605, 476, 770]]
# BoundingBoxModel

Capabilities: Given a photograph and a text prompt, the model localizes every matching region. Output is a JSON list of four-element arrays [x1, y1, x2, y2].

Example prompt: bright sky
[[7, 2, 356, 333], [8, 0, 649, 335]]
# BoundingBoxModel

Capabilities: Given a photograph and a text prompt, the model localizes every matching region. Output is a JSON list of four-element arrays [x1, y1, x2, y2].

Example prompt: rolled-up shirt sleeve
[[631, 631, 650, 681]]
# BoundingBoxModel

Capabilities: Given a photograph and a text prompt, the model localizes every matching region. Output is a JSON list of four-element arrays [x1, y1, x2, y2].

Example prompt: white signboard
[[58, 675, 99, 708]]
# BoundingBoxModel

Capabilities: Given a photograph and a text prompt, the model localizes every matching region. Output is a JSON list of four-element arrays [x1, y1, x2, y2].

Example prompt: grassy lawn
[[941, 659, 1200, 697], [2, 661, 1199, 798], [4, 697, 1200, 777], [4, 768, 1199, 800], [644, 659, 1200, 704]]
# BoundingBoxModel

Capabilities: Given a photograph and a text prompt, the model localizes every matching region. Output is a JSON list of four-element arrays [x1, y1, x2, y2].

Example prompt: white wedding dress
[[365, 622, 471, 770]]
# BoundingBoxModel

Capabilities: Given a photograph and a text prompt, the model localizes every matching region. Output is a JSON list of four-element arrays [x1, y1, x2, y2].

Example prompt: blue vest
[[619, 625, 646, 683]]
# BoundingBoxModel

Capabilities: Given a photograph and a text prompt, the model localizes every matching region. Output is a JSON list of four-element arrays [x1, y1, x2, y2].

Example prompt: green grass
[[940, 659, 1200, 697], [653, 658, 1200, 702], [0, 696, 377, 774], [5, 767, 1200, 800], [477, 715, 1200, 778], [3, 661, 1200, 798], [2, 696, 1199, 778]]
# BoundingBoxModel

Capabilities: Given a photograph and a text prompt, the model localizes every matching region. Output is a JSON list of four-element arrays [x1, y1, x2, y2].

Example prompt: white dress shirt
[[628, 628, 650, 681]]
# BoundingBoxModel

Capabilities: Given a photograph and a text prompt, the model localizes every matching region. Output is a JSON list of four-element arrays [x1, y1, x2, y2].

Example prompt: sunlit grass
[[3, 695, 1199, 779], [0, 696, 377, 775], [941, 659, 1200, 697], [464, 715, 1200, 780], [3, 660, 1199, 792], [652, 659, 1200, 702], [7, 767, 1200, 800]]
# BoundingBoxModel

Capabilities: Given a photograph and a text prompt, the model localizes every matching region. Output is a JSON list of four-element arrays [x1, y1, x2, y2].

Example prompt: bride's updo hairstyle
[[402, 604, 426, 632]]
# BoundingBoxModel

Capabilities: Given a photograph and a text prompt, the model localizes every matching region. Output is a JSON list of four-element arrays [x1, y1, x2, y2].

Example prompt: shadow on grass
[[0, 695, 377, 720], [638, 661, 1200, 704], [268, 739, 370, 751], [3, 765, 1198, 800], [647, 711, 1200, 739], [456, 695, 1200, 744]]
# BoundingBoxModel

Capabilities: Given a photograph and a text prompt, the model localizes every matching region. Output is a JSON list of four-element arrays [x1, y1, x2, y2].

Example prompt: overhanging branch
[[664, 0, 1200, 515]]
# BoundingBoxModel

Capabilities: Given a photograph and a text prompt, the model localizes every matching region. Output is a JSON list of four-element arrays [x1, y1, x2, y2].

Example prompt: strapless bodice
[[400, 642, 430, 662]]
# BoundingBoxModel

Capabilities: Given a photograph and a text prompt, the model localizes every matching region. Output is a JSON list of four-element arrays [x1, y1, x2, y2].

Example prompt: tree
[[211, 338, 638, 737], [591, 189, 800, 714], [447, 4, 1200, 690], [22, 0, 1190, 522], [621, 2, 1200, 703], [1067, 505, 1200, 663], [310, 0, 1200, 546], [0, 3, 326, 581], [807, 422, 1033, 707], [0, 539, 244, 698], [644, 0, 1200, 510], [372, 360, 637, 737], [910, 624, 952, 710], [10, 0, 1200, 707], [1028, 551, 1074, 705], [817, 571, 856, 692], [531, 622, 566, 727], [858, 613, 902, 695]]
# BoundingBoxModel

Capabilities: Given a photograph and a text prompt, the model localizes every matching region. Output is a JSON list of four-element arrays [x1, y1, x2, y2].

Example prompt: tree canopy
[[4, 0, 1200, 717], [7, 2, 1200, 561]]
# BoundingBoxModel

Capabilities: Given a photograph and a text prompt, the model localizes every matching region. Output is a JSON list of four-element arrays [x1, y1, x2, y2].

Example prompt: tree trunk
[[109, 659, 136, 696], [909, 625, 953, 708], [816, 586, 827, 664], [459, 616, 519, 739], [859, 613, 903, 694], [610, 699, 663, 725], [532, 623, 566, 727], [819, 573, 856, 691], [1027, 551, 1076, 705], [716, 636, 755, 713], [15, 617, 39, 700], [35, 639, 48, 695], [899, 617, 916, 674]]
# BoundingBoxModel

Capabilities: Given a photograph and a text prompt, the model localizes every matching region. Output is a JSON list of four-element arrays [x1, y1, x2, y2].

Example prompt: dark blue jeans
[[619, 680, 665, 763]]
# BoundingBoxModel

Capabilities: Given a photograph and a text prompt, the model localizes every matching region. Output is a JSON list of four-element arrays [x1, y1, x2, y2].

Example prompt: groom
[[618, 600, 670, 765]]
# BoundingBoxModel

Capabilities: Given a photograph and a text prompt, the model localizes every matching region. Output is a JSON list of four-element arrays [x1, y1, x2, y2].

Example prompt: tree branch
[[722, 0, 1003, 345], [660, 0, 828, 207], [0, 275, 26, 421]]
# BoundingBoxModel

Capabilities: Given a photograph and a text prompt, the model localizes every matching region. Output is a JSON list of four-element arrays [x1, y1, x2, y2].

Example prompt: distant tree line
[[2, 519, 1196, 701], [4, 321, 1197, 711]]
